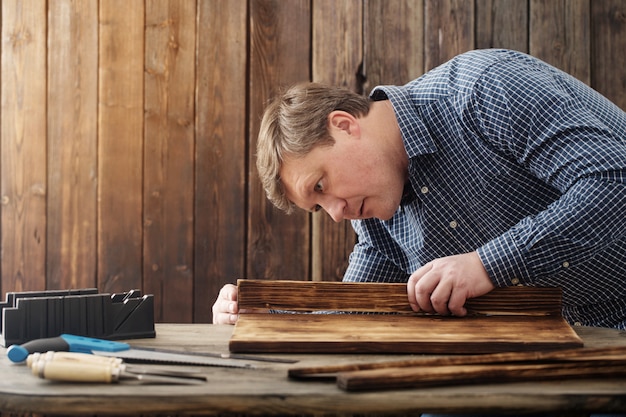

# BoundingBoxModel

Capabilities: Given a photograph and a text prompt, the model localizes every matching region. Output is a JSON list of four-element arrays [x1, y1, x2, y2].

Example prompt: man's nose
[[320, 199, 344, 223]]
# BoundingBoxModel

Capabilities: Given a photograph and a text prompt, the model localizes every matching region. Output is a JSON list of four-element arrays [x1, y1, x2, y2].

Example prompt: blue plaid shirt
[[343, 49, 626, 330]]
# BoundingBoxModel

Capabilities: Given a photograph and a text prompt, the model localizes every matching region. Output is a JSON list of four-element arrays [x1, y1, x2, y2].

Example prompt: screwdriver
[[28, 351, 207, 385]]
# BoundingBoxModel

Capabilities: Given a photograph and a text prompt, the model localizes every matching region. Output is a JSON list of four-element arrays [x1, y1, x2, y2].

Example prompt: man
[[213, 49, 626, 329]]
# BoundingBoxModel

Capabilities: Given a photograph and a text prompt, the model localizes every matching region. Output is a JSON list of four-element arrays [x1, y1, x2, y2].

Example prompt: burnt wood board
[[229, 313, 583, 354], [229, 281, 583, 354]]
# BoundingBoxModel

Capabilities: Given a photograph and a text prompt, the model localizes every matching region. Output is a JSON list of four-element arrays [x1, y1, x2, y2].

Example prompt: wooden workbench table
[[1, 323, 625, 415]]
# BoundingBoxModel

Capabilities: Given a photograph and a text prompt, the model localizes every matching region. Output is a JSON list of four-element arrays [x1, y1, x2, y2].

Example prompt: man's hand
[[407, 251, 495, 316], [212, 284, 239, 324]]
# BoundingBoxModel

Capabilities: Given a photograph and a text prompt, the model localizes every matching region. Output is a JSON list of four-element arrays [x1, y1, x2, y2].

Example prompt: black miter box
[[0, 288, 155, 347]]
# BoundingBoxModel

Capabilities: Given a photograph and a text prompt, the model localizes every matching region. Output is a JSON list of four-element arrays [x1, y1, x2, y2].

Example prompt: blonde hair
[[256, 82, 370, 213]]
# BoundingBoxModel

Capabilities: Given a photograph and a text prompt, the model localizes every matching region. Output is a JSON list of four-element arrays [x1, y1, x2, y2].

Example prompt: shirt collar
[[369, 85, 438, 159]]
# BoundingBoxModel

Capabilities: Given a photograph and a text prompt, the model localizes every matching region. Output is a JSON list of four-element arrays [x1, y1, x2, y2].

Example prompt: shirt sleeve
[[473, 58, 626, 288]]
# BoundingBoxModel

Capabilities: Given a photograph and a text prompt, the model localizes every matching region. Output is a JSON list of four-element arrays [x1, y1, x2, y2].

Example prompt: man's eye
[[314, 181, 323, 192]]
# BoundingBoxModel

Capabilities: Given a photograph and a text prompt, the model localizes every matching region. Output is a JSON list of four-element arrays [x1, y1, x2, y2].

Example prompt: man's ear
[[328, 111, 360, 138]]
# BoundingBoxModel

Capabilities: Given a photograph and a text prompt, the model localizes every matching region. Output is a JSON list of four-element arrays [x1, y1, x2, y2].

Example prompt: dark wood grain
[[247, 0, 311, 281], [143, 0, 196, 322], [289, 345, 626, 379], [311, 0, 361, 282], [476, 0, 528, 51], [230, 313, 583, 354], [47, 0, 98, 290], [232, 281, 579, 354], [1, 0, 47, 293], [363, 0, 425, 93], [338, 361, 626, 391], [97, 0, 144, 293], [237, 279, 564, 315], [424, 0, 474, 71], [530, 0, 590, 84], [591, 0, 626, 110], [195, 0, 247, 323]]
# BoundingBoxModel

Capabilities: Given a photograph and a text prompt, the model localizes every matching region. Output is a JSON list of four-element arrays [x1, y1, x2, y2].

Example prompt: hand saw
[[7, 334, 297, 367]]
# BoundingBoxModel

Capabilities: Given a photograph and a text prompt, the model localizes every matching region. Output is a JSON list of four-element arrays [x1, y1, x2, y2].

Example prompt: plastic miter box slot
[[0, 288, 155, 347]]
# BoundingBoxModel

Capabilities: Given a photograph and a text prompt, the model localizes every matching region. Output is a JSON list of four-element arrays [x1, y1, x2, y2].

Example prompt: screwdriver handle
[[32, 360, 120, 383], [27, 351, 123, 368]]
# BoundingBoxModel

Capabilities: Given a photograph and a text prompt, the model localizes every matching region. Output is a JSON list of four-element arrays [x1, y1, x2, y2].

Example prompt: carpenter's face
[[280, 131, 406, 222]]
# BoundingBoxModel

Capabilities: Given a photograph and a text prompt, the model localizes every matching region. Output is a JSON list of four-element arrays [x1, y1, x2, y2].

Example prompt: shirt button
[[449, 220, 458, 229], [420, 186, 429, 194], [574, 322, 582, 327], [562, 261, 570, 268], [511, 277, 520, 285]]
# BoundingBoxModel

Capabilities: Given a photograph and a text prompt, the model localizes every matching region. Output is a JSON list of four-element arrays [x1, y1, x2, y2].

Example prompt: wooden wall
[[1, 0, 624, 323]]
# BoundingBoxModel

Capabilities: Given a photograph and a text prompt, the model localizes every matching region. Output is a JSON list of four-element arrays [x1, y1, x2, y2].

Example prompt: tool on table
[[0, 288, 155, 347], [27, 351, 206, 385], [94, 345, 299, 364], [7, 333, 127, 363], [7, 334, 294, 367]]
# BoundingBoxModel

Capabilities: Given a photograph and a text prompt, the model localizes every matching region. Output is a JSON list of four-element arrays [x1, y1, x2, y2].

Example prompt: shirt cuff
[[477, 232, 532, 287]]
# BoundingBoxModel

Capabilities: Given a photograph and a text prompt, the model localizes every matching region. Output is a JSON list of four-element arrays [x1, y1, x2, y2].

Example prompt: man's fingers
[[213, 284, 239, 324], [220, 283, 238, 301], [446, 288, 468, 317], [429, 281, 452, 316], [407, 256, 477, 316], [407, 263, 433, 311], [214, 313, 238, 325]]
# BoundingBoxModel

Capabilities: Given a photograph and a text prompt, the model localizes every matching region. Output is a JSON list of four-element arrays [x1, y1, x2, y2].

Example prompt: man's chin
[[381, 202, 405, 220], [359, 201, 401, 221], [375, 209, 399, 221]]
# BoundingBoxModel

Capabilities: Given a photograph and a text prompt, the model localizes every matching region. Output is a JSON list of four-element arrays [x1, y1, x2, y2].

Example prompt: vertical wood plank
[[248, 0, 311, 282], [363, 0, 425, 92], [530, 0, 590, 85], [424, 0, 474, 71], [98, 0, 144, 293], [591, 0, 626, 111], [195, 0, 247, 322], [47, 0, 98, 289], [144, 0, 196, 322], [475, 0, 528, 52], [0, 0, 47, 293], [313, 0, 363, 92], [311, 0, 361, 282]]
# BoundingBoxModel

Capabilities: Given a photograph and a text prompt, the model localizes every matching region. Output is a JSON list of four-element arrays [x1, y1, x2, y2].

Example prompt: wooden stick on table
[[289, 345, 626, 379]]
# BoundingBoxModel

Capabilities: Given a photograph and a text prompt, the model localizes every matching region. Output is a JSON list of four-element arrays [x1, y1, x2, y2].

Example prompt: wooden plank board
[[47, 0, 98, 289], [1, 0, 48, 292], [195, 0, 247, 323], [424, 0, 474, 71], [143, 0, 196, 322], [311, 0, 361, 283], [476, 0, 528, 52], [530, 0, 590, 85], [247, 0, 312, 281], [237, 279, 564, 315], [289, 345, 626, 380], [97, 0, 144, 293], [231, 280, 582, 354], [229, 313, 583, 354], [364, 0, 425, 93], [337, 361, 626, 391], [591, 0, 626, 111]]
